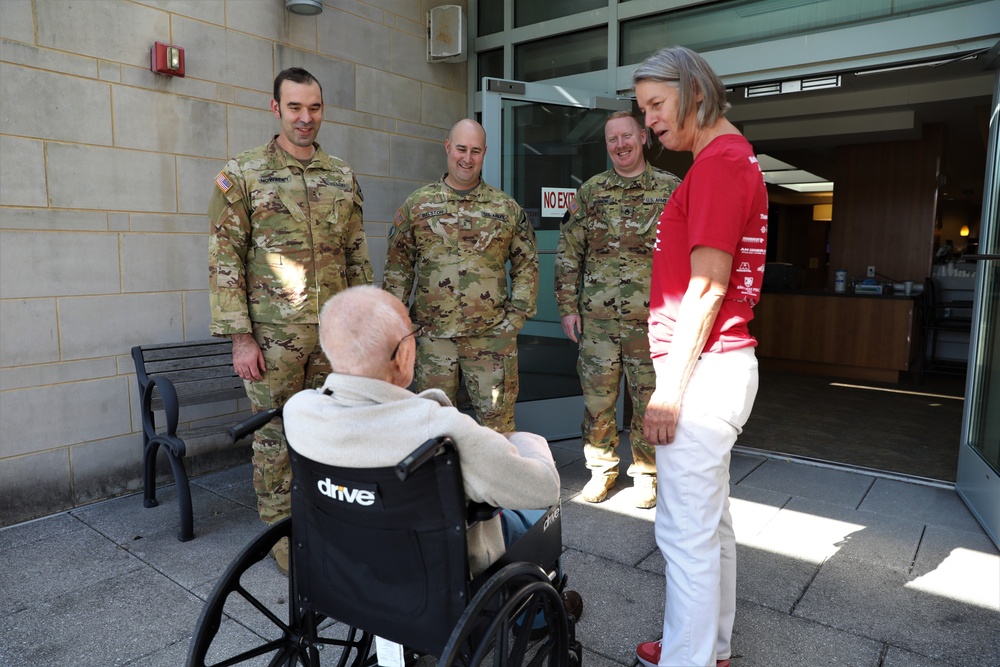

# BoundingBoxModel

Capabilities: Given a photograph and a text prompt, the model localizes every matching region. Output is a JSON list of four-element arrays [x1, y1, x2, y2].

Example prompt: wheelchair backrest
[[289, 437, 470, 656]]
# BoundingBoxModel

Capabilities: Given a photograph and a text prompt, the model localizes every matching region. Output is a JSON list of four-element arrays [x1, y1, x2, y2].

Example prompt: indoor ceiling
[[726, 46, 997, 205]]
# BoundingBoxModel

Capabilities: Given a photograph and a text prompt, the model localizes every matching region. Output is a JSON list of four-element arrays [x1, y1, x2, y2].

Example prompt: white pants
[[654, 348, 758, 667]]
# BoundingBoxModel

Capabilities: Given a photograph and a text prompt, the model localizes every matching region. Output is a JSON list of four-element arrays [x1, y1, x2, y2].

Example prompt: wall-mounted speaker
[[427, 5, 467, 63]]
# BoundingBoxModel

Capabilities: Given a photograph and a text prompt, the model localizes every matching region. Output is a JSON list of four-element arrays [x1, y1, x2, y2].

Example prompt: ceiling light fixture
[[745, 74, 841, 98], [285, 0, 323, 15]]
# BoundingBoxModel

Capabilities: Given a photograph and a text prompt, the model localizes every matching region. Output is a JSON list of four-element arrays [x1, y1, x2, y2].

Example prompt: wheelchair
[[187, 408, 583, 667]]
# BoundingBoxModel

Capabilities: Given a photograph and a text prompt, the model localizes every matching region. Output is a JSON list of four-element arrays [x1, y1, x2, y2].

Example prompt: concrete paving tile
[[559, 548, 665, 665], [580, 645, 630, 667], [742, 496, 871, 566], [793, 554, 1000, 666], [729, 484, 790, 540], [881, 645, 963, 667], [119, 505, 266, 590], [0, 566, 205, 667], [2, 516, 141, 612], [70, 482, 253, 544], [0, 511, 81, 555], [734, 543, 821, 614], [728, 599, 883, 666], [730, 450, 767, 484], [857, 478, 981, 532], [561, 494, 657, 567], [191, 462, 257, 509], [909, 523, 1000, 611], [739, 458, 875, 507], [778, 497, 925, 571]]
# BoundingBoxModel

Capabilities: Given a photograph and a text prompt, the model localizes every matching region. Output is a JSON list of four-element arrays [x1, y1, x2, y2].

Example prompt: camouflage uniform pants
[[578, 317, 656, 478], [415, 326, 519, 433], [243, 322, 331, 524]]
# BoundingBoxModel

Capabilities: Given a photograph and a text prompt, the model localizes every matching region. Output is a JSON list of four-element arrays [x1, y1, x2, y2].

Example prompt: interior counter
[[749, 290, 920, 382]]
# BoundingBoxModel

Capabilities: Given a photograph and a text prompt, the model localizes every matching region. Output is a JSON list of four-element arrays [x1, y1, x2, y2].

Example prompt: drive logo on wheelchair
[[542, 504, 561, 531], [316, 477, 378, 506]]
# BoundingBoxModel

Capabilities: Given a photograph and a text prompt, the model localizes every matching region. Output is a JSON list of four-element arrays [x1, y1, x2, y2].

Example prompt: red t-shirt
[[648, 134, 769, 359]]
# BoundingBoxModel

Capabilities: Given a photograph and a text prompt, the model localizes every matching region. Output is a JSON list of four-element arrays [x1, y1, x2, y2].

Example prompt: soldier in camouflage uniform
[[383, 119, 538, 432], [555, 111, 680, 508], [208, 68, 372, 571]]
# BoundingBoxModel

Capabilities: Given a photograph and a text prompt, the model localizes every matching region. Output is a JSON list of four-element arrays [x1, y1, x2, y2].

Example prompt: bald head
[[444, 119, 487, 190], [319, 286, 413, 384]]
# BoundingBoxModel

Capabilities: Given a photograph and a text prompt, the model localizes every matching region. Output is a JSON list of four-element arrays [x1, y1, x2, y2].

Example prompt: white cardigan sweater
[[283, 373, 561, 576]]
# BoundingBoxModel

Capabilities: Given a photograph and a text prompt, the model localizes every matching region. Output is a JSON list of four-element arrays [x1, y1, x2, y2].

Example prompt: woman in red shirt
[[632, 46, 768, 667]]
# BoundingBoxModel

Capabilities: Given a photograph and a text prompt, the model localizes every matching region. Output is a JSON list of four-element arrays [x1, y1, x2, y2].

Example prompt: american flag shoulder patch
[[393, 208, 405, 226], [215, 172, 233, 193]]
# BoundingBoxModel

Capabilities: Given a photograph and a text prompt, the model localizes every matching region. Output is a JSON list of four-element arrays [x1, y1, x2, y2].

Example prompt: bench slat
[[140, 340, 232, 362], [143, 353, 234, 374]]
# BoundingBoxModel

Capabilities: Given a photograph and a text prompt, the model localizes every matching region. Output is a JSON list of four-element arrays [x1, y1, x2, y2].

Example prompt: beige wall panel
[[377, 0, 421, 23], [394, 120, 450, 142], [0, 0, 34, 43], [0, 358, 118, 392], [131, 0, 226, 25], [172, 16, 274, 92], [178, 157, 228, 215], [420, 84, 467, 130], [356, 66, 422, 122], [390, 29, 465, 91], [36, 0, 169, 67], [120, 65, 221, 102], [46, 144, 176, 213], [0, 377, 132, 457], [131, 213, 208, 234], [226, 0, 286, 42], [183, 290, 211, 340], [275, 45, 357, 111], [358, 174, 428, 223], [59, 293, 185, 360], [70, 432, 144, 504], [0, 298, 59, 367], [0, 231, 120, 299], [368, 235, 389, 284], [323, 123, 391, 178], [0, 208, 108, 232], [0, 136, 47, 207], [1, 64, 113, 145], [0, 449, 73, 525], [0, 38, 98, 79], [121, 233, 207, 293], [112, 87, 228, 158], [390, 134, 447, 182], [317, 10, 390, 71], [227, 105, 278, 158]]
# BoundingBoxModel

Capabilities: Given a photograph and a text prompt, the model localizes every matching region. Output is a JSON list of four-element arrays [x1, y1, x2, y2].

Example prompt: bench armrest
[[141, 375, 180, 440]]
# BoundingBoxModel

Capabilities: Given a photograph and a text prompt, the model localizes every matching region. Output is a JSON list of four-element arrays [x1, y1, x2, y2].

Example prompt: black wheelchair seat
[[188, 432, 582, 667]]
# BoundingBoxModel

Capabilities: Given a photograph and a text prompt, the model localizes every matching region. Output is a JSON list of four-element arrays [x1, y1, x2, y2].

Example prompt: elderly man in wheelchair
[[188, 286, 583, 667]]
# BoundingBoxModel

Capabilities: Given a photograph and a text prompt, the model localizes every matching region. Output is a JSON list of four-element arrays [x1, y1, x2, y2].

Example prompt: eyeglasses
[[390, 324, 423, 361]]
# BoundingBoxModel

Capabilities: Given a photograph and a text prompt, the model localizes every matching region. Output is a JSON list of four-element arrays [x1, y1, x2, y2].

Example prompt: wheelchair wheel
[[439, 562, 576, 667], [187, 519, 374, 667]]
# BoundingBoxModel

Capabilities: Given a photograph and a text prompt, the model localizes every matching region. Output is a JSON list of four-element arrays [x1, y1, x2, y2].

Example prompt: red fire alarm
[[151, 41, 185, 77]]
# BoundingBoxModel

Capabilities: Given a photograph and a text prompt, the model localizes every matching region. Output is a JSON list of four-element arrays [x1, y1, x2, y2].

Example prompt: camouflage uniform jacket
[[208, 137, 372, 334], [555, 163, 680, 321], [383, 177, 538, 338]]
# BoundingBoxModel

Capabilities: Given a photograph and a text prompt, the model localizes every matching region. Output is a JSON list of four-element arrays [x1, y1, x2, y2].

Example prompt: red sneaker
[[634, 641, 730, 667]]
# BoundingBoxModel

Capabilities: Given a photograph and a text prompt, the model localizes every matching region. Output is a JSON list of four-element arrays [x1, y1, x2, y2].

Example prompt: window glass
[[515, 0, 606, 28], [620, 0, 981, 65], [477, 49, 504, 91], [478, 0, 503, 36], [515, 28, 608, 82]]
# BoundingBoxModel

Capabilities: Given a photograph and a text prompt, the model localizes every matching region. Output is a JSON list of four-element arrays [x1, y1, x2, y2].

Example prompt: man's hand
[[560, 314, 582, 343], [643, 387, 680, 445], [231, 333, 266, 381]]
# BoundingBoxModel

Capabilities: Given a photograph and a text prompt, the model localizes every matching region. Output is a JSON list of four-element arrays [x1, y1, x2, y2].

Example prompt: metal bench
[[131, 338, 249, 541]]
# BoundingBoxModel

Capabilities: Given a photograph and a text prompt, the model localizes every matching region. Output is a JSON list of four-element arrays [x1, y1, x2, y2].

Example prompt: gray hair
[[319, 286, 410, 378], [632, 46, 730, 129]]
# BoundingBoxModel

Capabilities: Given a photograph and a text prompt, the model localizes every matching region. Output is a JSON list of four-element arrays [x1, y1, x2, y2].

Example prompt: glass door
[[481, 79, 629, 439], [956, 70, 1000, 549]]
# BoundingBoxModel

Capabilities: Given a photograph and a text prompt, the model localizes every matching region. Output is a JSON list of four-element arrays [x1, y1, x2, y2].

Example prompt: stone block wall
[[0, 0, 468, 525]]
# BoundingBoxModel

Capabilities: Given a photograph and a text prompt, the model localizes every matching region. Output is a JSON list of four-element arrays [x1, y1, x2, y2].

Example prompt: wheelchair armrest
[[467, 502, 501, 523], [395, 435, 455, 481], [228, 407, 281, 441]]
